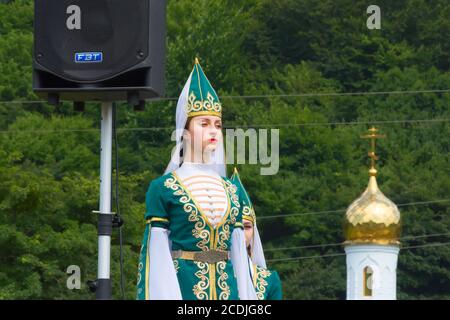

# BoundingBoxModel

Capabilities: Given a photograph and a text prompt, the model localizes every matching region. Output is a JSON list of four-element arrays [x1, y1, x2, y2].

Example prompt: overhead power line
[[0, 118, 449, 135], [258, 199, 450, 220], [267, 241, 450, 263], [0, 88, 449, 105], [264, 232, 450, 253]]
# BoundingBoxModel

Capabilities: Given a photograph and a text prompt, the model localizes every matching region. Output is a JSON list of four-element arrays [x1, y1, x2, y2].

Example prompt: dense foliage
[[0, 0, 448, 299]]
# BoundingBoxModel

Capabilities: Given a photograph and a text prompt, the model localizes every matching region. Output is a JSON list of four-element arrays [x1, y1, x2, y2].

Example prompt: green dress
[[136, 171, 246, 300], [252, 263, 283, 300]]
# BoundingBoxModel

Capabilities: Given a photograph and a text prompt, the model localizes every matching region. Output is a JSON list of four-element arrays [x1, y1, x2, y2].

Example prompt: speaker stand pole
[[96, 101, 114, 299]]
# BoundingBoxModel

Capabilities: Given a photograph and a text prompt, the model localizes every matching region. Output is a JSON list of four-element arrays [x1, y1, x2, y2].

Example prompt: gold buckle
[[194, 250, 228, 264], [172, 250, 230, 263]]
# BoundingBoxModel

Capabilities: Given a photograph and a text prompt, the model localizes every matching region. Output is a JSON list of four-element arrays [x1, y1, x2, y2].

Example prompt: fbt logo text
[[75, 52, 103, 63]]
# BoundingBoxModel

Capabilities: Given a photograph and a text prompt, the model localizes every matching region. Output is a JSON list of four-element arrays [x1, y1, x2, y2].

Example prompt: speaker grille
[[34, 0, 149, 82]]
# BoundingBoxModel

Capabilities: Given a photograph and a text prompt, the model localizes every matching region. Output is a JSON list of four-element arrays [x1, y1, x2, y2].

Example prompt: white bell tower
[[343, 127, 401, 300], [345, 245, 399, 299]]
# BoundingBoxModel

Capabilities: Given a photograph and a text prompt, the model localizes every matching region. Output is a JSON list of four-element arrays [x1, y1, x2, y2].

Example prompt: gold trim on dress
[[193, 261, 210, 300], [217, 261, 230, 300], [172, 172, 216, 237], [215, 185, 232, 250], [173, 259, 180, 274], [209, 263, 216, 300], [146, 217, 169, 224], [254, 265, 271, 300], [164, 175, 211, 251]]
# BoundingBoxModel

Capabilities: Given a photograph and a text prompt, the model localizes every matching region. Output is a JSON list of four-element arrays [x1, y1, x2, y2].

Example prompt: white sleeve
[[148, 227, 182, 300], [250, 222, 267, 268], [230, 228, 258, 300]]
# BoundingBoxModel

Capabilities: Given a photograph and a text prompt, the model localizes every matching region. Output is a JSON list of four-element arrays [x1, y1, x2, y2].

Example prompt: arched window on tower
[[363, 266, 373, 297]]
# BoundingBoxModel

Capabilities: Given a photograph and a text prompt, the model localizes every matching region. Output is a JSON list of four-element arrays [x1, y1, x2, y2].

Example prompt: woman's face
[[186, 115, 222, 160], [244, 220, 254, 249]]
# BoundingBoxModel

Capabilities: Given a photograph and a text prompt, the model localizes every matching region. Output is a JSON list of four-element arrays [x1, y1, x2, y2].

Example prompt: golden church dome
[[343, 174, 401, 245], [343, 127, 401, 246]]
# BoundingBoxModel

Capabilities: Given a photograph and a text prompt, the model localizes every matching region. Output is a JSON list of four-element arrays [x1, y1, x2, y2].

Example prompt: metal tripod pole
[[96, 101, 113, 299]]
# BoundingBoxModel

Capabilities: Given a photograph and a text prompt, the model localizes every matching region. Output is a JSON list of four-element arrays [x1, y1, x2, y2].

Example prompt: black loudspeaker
[[33, 0, 166, 103]]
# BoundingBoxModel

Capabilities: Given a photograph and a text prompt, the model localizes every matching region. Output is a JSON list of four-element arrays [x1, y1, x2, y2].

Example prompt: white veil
[[231, 168, 267, 269], [249, 220, 266, 269]]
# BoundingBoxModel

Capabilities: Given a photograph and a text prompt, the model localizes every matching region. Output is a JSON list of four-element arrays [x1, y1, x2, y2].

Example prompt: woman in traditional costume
[[136, 59, 257, 300], [230, 168, 283, 300]]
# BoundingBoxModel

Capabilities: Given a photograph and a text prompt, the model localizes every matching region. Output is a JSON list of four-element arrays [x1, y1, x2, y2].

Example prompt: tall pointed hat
[[185, 57, 222, 118], [164, 58, 226, 176]]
